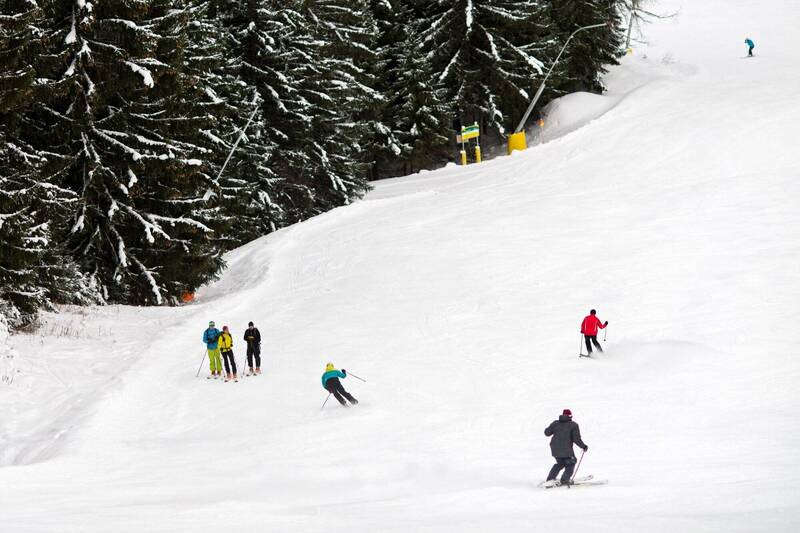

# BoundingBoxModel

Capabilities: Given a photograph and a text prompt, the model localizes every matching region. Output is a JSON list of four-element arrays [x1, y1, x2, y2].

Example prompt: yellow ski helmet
[[325, 363, 335, 372]]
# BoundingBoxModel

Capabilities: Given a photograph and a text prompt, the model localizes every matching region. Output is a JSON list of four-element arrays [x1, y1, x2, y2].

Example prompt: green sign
[[460, 123, 480, 141]]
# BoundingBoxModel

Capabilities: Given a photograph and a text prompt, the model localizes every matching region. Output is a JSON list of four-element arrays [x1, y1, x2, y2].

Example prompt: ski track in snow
[[2, 1, 800, 531]]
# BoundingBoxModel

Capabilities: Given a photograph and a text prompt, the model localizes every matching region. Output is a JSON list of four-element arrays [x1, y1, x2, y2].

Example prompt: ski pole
[[321, 394, 331, 410], [237, 352, 245, 378], [571, 449, 586, 482], [579, 334, 585, 356], [603, 326, 607, 342], [347, 371, 366, 382], [196, 349, 207, 377]]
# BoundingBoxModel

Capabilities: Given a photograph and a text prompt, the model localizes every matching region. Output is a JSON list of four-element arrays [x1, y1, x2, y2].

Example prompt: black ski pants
[[221, 350, 237, 375], [325, 379, 357, 406], [584, 335, 603, 354], [246, 344, 261, 369], [547, 456, 577, 483]]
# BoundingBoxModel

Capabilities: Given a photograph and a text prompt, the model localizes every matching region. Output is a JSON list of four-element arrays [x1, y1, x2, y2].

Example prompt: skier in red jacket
[[580, 309, 608, 355]]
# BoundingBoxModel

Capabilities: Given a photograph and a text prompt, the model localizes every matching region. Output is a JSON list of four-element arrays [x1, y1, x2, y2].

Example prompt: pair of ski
[[207, 374, 237, 382], [538, 475, 607, 489], [206, 374, 253, 382]]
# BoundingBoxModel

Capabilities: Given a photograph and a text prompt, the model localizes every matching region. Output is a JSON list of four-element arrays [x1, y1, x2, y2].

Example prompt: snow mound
[[537, 91, 618, 143]]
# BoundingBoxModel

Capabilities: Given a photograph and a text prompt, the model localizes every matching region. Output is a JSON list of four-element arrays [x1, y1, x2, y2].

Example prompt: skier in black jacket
[[243, 321, 262, 375], [544, 409, 588, 486]]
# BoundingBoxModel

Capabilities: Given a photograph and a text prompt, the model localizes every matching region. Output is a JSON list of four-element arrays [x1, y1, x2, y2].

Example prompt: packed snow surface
[[2, 1, 800, 531]]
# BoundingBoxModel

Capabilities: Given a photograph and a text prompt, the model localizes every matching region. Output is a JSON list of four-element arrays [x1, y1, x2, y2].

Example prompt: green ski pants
[[207, 348, 222, 373]]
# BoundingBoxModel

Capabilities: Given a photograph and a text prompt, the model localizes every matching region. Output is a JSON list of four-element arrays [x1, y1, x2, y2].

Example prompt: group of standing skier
[[202, 321, 262, 382], [199, 321, 358, 406]]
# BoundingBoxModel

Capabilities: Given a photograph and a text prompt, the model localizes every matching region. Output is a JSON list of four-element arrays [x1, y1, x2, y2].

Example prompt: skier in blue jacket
[[202, 321, 223, 378], [321, 363, 358, 406], [744, 38, 755, 57]]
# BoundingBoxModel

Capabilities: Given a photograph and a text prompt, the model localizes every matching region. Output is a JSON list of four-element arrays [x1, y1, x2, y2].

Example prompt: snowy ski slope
[[2, 1, 800, 531]]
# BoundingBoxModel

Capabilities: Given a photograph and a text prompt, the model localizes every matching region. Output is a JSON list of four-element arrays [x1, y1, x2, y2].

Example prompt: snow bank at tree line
[[0, 316, 16, 389], [2, 0, 800, 531]]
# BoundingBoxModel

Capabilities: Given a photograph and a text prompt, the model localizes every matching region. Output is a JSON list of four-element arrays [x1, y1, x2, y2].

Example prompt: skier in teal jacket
[[744, 38, 755, 56], [321, 363, 358, 406]]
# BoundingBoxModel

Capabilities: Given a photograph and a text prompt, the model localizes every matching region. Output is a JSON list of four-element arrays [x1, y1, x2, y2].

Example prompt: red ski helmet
[[563, 409, 572, 417]]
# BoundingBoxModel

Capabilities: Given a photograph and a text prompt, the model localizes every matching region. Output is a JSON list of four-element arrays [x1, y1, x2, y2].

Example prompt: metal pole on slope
[[204, 92, 260, 201], [625, 0, 639, 49], [603, 326, 608, 342], [579, 334, 586, 357], [514, 22, 609, 135], [213, 98, 260, 187], [321, 394, 332, 410]]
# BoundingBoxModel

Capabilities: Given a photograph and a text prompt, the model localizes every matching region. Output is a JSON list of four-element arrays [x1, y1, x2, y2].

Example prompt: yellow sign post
[[458, 123, 481, 165]]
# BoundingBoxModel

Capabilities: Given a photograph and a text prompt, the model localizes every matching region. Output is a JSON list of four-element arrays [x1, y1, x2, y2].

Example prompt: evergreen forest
[[1, 0, 625, 327]]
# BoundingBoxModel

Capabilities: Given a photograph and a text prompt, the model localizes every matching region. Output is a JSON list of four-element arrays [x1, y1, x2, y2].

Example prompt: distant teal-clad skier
[[744, 38, 755, 57]]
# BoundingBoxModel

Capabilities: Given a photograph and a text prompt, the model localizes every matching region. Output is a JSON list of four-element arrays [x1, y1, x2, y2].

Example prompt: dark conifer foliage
[[1, 0, 100, 327], [283, 0, 374, 216], [417, 0, 547, 136], [370, 0, 451, 178], [28, 0, 225, 305], [545, 0, 624, 93], [369, 0, 408, 178], [210, 0, 295, 243], [391, 41, 452, 175], [0, 0, 46, 325], [215, 0, 372, 228], [0, 0, 626, 327]]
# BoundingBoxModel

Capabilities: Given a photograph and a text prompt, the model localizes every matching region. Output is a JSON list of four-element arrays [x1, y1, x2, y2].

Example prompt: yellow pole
[[460, 149, 468, 166], [474, 144, 482, 163]]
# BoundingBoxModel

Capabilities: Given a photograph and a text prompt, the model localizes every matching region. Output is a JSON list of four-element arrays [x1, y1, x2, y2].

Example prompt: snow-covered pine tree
[[0, 0, 42, 113], [210, 0, 373, 239], [203, 0, 291, 245], [0, 0, 100, 327], [544, 0, 624, 93], [417, 0, 546, 138], [368, 0, 408, 178], [0, 149, 49, 327], [27, 0, 225, 305], [0, 0, 46, 326], [392, 41, 453, 174], [280, 0, 373, 215], [368, 0, 451, 178]]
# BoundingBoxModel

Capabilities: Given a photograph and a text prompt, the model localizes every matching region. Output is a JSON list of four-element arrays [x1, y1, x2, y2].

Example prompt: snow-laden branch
[[125, 61, 154, 88]]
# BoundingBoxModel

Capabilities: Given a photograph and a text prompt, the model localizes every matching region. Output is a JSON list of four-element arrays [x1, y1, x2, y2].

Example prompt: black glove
[[341, 369, 347, 375], [583, 445, 589, 452], [604, 321, 608, 326]]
